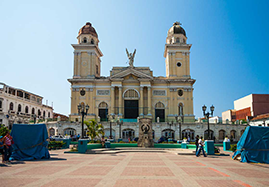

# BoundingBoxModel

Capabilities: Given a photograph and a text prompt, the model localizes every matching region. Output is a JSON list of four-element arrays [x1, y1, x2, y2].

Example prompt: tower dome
[[78, 22, 98, 38], [166, 22, 187, 45], [168, 22, 186, 37]]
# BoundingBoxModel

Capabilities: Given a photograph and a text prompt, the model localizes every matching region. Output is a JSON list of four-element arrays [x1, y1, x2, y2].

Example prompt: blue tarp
[[10, 124, 50, 161], [232, 126, 269, 164]]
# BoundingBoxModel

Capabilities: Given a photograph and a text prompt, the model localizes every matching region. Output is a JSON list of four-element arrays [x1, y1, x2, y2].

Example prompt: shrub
[[70, 147, 78, 152], [0, 124, 10, 137], [130, 141, 137, 143], [229, 144, 237, 152], [48, 141, 66, 150], [119, 141, 125, 143]]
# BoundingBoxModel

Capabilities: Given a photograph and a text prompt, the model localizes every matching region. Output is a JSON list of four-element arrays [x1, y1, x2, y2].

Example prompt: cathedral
[[67, 22, 196, 140]]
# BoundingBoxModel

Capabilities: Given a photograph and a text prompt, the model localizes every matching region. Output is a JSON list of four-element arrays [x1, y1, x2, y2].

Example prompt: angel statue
[[126, 48, 136, 68]]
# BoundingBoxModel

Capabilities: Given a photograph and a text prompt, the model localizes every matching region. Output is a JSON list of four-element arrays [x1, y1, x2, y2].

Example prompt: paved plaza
[[1, 149, 269, 187]]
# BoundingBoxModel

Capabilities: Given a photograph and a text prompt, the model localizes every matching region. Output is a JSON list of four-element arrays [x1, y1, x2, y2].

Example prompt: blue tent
[[11, 124, 50, 161], [232, 126, 269, 164]]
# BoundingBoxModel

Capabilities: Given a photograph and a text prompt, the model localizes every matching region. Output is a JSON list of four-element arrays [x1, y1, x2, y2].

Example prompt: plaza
[[1, 148, 269, 187]]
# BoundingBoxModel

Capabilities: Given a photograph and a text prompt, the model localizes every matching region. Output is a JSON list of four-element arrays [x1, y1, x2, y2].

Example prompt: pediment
[[110, 67, 153, 80]]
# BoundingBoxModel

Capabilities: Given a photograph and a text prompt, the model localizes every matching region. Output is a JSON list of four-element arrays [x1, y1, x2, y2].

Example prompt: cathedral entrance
[[124, 100, 139, 119]]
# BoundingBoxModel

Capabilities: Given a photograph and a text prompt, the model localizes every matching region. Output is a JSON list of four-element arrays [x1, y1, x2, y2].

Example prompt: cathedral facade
[[68, 22, 195, 126]]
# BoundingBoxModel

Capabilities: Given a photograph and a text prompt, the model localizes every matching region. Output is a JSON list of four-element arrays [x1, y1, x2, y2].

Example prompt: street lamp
[[107, 114, 115, 139], [202, 105, 215, 140], [32, 114, 37, 124], [78, 103, 89, 139], [167, 121, 173, 138], [119, 120, 123, 139]]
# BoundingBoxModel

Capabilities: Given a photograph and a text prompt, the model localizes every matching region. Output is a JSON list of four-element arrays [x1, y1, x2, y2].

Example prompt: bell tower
[[72, 22, 103, 78], [164, 22, 191, 78]]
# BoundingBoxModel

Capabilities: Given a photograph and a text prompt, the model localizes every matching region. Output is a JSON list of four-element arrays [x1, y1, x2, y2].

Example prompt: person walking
[[4, 131, 13, 162], [195, 135, 199, 153], [196, 136, 207, 157]]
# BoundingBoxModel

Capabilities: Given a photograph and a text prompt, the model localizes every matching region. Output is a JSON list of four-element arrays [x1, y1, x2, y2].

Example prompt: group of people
[[195, 135, 207, 157], [0, 131, 13, 163]]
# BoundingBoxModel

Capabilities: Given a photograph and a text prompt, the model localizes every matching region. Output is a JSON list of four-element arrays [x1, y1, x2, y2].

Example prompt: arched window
[[38, 109, 41, 116], [49, 128, 55, 136], [122, 128, 135, 140], [43, 111, 46, 118], [0, 100, 2, 108], [9, 102, 14, 111], [48, 112, 50, 118], [219, 130, 225, 140], [64, 128, 76, 136], [25, 106, 29, 113], [155, 102, 165, 122], [124, 89, 139, 99], [91, 39, 94, 44], [230, 130, 236, 141], [83, 37, 87, 43], [176, 38, 180, 43], [98, 102, 108, 121], [18, 104, 22, 112], [170, 39, 172, 44], [179, 103, 183, 116], [162, 129, 175, 139], [32, 108, 35, 115], [182, 129, 195, 140]]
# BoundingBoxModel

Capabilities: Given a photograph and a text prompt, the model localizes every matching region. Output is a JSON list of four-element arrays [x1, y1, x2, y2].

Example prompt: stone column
[[89, 88, 93, 115], [111, 87, 115, 114], [119, 87, 122, 116], [147, 87, 152, 116], [139, 87, 144, 116]]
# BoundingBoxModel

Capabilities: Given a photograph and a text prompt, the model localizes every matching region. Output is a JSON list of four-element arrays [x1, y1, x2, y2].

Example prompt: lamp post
[[202, 105, 215, 140], [119, 120, 123, 138], [107, 114, 115, 139], [32, 114, 37, 124], [78, 103, 89, 139], [167, 121, 173, 138]]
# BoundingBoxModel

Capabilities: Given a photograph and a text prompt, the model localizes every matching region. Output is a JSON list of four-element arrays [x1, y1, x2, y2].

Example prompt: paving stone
[[181, 167, 229, 177], [1, 178, 40, 187], [196, 180, 247, 187], [226, 168, 269, 178], [114, 179, 182, 187], [42, 178, 101, 187], [121, 167, 174, 176], [15, 166, 70, 176], [67, 166, 113, 175], [128, 161, 165, 166]]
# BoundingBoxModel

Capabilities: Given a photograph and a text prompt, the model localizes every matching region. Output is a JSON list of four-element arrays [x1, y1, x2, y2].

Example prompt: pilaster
[[110, 86, 115, 114], [147, 87, 152, 116], [118, 87, 123, 116], [139, 87, 144, 116]]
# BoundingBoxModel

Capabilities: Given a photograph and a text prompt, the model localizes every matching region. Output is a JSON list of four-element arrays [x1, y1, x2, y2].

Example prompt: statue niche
[[137, 118, 154, 147]]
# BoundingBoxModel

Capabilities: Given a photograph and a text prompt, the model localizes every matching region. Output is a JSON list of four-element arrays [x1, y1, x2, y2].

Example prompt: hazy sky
[[0, 0, 268, 118]]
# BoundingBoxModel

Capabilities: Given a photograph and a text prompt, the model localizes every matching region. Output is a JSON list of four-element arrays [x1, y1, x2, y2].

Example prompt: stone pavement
[[1, 149, 269, 187]]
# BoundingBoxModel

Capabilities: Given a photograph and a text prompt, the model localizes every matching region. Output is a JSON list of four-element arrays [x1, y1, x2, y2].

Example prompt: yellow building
[[68, 22, 195, 124]]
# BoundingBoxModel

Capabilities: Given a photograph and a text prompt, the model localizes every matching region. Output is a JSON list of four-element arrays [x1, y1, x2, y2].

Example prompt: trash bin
[[223, 141, 231, 151], [181, 143, 187, 149], [105, 141, 111, 148], [205, 140, 214, 155], [62, 139, 71, 149], [78, 139, 88, 153]]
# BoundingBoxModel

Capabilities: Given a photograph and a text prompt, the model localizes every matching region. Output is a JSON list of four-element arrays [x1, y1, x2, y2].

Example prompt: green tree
[[84, 119, 104, 143], [0, 124, 10, 137]]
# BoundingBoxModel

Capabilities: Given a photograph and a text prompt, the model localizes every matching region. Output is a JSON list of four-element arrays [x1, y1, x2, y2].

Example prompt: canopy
[[11, 124, 50, 161], [232, 126, 269, 164]]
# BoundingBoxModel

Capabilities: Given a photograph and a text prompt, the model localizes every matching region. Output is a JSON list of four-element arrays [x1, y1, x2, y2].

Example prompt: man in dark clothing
[[195, 135, 199, 153]]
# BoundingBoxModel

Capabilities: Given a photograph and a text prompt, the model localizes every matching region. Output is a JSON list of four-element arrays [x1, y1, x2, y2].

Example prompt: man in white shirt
[[196, 136, 207, 157]]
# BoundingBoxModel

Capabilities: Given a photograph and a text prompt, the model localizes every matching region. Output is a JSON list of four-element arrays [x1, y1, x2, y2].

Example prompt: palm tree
[[84, 119, 104, 143]]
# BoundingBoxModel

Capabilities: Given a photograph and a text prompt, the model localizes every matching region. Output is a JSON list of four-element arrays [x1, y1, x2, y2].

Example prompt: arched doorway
[[182, 129, 195, 140], [204, 130, 214, 140], [219, 130, 225, 141], [155, 102, 165, 122], [162, 129, 175, 139], [98, 102, 108, 121], [64, 128, 76, 136], [230, 130, 236, 141], [104, 128, 115, 139], [122, 128, 135, 141], [123, 89, 139, 119], [49, 128, 55, 136]]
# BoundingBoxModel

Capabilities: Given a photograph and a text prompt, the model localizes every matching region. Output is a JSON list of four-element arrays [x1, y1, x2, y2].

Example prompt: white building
[[0, 82, 53, 128]]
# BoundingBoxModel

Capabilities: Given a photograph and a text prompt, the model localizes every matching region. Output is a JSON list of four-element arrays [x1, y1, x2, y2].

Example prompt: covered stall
[[233, 126, 269, 164], [11, 124, 50, 161]]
